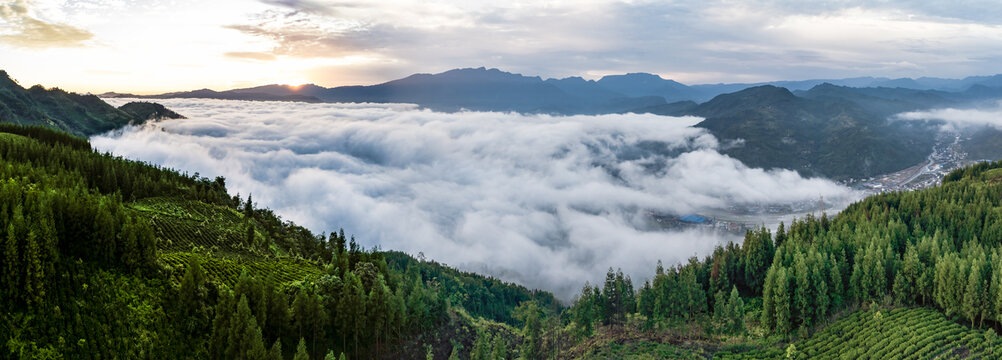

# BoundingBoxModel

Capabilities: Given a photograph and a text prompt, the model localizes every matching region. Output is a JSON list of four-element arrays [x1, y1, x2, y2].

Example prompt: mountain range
[[103, 67, 1002, 113]]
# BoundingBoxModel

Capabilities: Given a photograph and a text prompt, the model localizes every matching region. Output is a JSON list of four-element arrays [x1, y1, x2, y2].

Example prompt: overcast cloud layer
[[5, 0, 1002, 93], [94, 98, 858, 299]]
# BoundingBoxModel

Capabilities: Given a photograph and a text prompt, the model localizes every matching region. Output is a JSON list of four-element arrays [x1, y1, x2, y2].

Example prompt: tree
[[987, 328, 998, 357], [761, 266, 777, 330], [573, 283, 596, 338], [269, 340, 283, 360], [226, 295, 268, 360], [873, 310, 884, 335], [245, 325, 270, 360], [713, 289, 728, 331], [294, 338, 310, 360], [178, 256, 209, 332], [491, 334, 509, 360], [515, 301, 543, 360], [773, 267, 791, 336], [338, 272, 366, 358], [244, 194, 254, 217], [775, 222, 787, 248], [470, 330, 492, 360], [744, 227, 774, 293], [601, 268, 621, 326], [728, 286, 745, 334], [209, 291, 235, 359], [367, 275, 391, 352], [785, 343, 799, 360], [792, 254, 810, 328]]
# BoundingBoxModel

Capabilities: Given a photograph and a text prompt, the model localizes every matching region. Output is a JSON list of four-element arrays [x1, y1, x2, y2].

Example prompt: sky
[[4, 0, 1002, 94]]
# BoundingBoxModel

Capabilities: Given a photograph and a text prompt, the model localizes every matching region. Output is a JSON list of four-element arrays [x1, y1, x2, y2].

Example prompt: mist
[[896, 102, 1002, 131], [94, 98, 859, 300]]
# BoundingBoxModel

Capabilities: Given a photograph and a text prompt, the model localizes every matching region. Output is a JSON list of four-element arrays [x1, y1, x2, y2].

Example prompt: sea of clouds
[[94, 98, 859, 299]]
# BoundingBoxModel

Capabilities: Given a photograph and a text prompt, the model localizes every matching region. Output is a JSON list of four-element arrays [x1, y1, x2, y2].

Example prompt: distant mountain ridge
[[112, 67, 1002, 112]]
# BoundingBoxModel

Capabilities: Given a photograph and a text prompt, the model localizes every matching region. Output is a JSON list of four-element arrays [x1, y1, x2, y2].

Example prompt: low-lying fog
[[95, 98, 860, 300]]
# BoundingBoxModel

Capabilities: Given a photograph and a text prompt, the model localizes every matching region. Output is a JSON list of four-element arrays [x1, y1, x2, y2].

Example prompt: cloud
[[896, 102, 1002, 131], [0, 0, 93, 48], [225, 51, 278, 61], [92, 99, 860, 299], [218, 0, 1002, 85]]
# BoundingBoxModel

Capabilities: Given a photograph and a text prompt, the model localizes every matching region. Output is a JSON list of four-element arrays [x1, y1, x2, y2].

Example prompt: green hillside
[[5, 122, 1002, 359], [5, 73, 1002, 359], [690, 86, 937, 179], [118, 101, 186, 120], [0, 72, 180, 136], [0, 124, 554, 360], [552, 159, 1002, 359]]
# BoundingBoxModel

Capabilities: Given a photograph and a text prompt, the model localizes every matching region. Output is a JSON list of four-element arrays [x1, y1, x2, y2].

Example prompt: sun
[[286, 82, 309, 90]]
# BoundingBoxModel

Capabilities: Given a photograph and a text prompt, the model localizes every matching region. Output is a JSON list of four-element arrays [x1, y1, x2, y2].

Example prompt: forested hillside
[[0, 72, 176, 137], [5, 76, 1002, 359], [548, 160, 1002, 358], [0, 124, 555, 360]]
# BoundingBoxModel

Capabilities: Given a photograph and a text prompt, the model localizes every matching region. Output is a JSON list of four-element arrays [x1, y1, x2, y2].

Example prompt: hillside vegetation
[[0, 124, 555, 360], [0, 72, 176, 136], [549, 159, 1002, 359], [718, 307, 994, 359]]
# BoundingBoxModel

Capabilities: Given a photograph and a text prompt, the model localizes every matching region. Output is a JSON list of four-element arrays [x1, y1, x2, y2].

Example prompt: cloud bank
[[897, 102, 1002, 131], [93, 99, 858, 299]]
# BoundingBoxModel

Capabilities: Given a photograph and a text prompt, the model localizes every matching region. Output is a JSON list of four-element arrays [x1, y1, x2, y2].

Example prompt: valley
[[4, 68, 1002, 360]]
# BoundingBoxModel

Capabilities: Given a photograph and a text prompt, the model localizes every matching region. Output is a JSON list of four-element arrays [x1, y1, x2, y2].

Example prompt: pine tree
[[269, 339, 283, 360], [793, 254, 810, 328], [209, 291, 235, 359], [574, 284, 596, 338], [179, 256, 208, 332], [774, 267, 791, 336], [515, 301, 542, 360], [244, 194, 254, 217], [294, 338, 310, 360], [338, 272, 365, 358], [744, 227, 774, 293], [728, 286, 745, 334], [761, 265, 777, 329], [601, 268, 620, 325], [245, 323, 270, 360], [367, 275, 390, 351]]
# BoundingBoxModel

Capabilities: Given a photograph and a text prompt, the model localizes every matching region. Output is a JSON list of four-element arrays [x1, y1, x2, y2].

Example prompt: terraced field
[[717, 307, 995, 360], [128, 197, 252, 253], [161, 252, 323, 288], [130, 197, 321, 288]]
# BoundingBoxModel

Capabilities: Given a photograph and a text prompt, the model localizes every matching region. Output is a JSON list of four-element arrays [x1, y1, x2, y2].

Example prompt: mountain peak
[[596, 72, 689, 99], [389, 67, 543, 86], [694, 85, 797, 117]]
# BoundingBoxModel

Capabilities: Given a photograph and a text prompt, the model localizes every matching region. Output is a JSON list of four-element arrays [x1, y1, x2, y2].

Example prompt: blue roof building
[[679, 214, 709, 224]]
